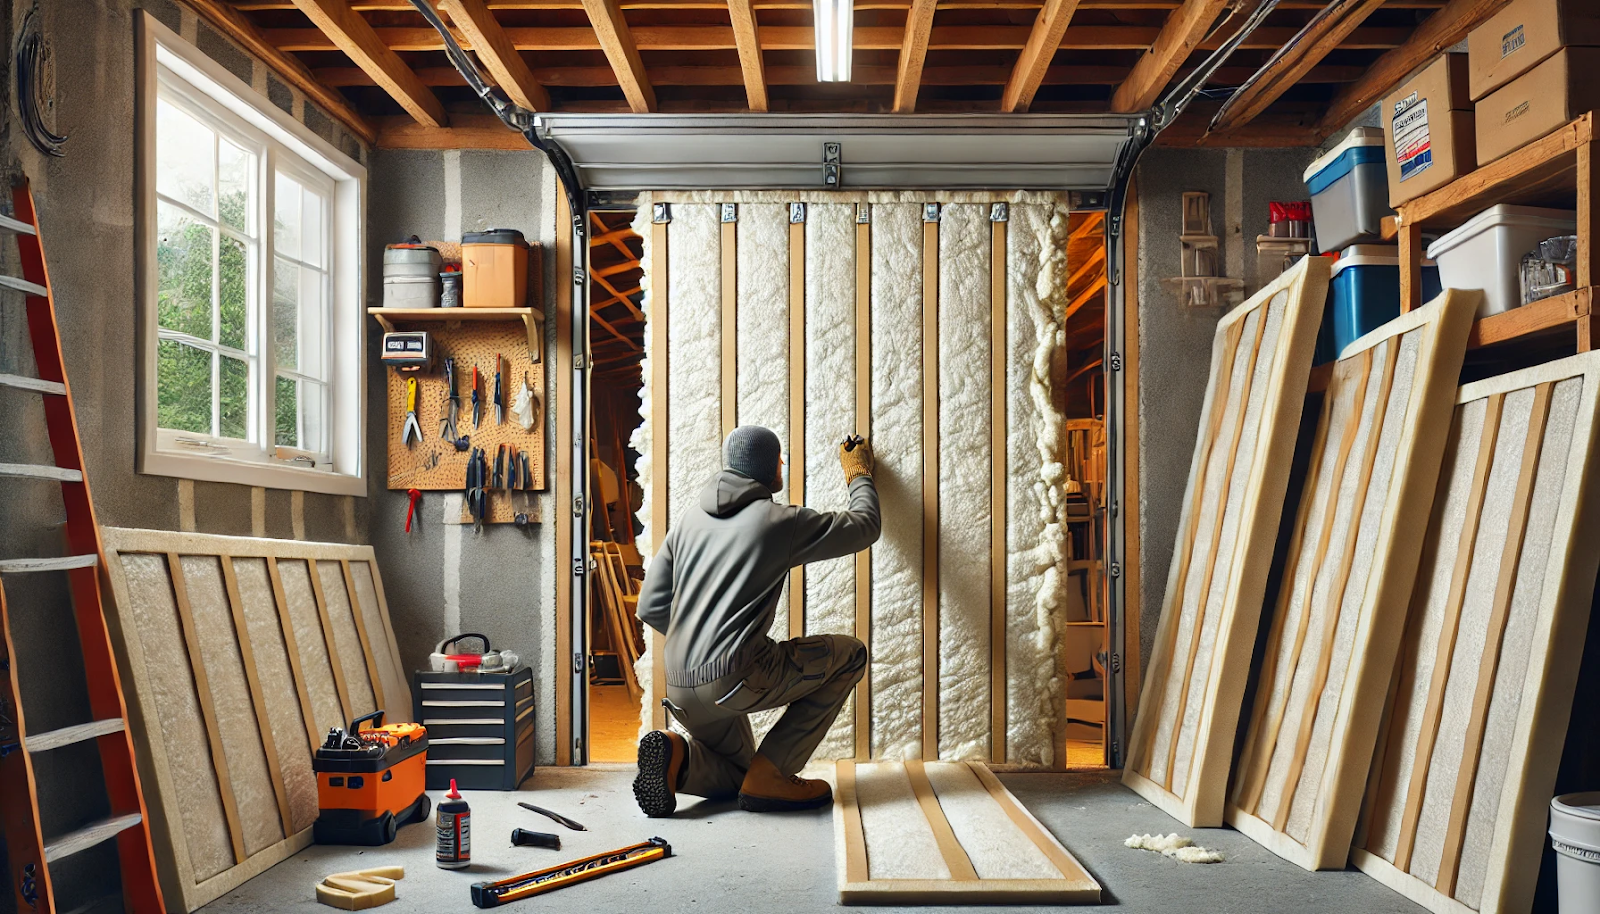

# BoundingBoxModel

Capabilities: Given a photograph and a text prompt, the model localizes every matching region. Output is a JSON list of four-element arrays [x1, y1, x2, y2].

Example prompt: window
[[138, 13, 364, 495]]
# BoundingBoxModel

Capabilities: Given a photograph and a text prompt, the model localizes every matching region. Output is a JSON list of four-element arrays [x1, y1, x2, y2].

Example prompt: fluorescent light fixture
[[813, 0, 853, 82]]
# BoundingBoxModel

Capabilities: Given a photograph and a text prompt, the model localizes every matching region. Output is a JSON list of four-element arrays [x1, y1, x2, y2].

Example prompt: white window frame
[[136, 11, 365, 496]]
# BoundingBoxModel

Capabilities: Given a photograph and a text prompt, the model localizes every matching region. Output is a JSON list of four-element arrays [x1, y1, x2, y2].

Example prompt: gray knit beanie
[[723, 425, 782, 487]]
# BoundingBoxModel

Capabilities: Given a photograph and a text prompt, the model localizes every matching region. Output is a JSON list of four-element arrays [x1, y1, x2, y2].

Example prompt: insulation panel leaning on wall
[[100, 529, 410, 914], [1226, 288, 1478, 870], [630, 192, 1074, 767], [1351, 350, 1600, 914], [1123, 257, 1331, 826]]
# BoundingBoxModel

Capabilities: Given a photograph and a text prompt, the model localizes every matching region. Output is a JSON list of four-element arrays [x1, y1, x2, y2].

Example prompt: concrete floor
[[198, 768, 1427, 914]]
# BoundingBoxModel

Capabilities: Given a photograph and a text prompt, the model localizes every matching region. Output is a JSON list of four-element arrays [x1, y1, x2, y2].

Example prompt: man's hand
[[840, 436, 874, 483]]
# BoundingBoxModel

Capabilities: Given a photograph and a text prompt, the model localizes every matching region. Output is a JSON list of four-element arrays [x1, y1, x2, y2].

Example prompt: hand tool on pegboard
[[465, 448, 488, 533], [468, 838, 672, 908], [402, 377, 424, 446], [493, 355, 505, 425], [471, 365, 483, 428], [440, 357, 461, 443]]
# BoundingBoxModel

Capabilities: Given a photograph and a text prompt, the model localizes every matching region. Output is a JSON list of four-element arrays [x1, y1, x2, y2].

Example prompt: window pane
[[298, 266, 326, 379], [219, 234, 248, 350], [219, 355, 249, 439], [273, 256, 298, 369], [218, 138, 253, 234], [156, 98, 215, 216], [157, 201, 215, 340], [157, 340, 213, 434], [301, 187, 325, 268], [275, 172, 302, 261], [276, 376, 325, 453]]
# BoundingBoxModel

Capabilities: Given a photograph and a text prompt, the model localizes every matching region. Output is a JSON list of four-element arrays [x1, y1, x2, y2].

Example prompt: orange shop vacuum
[[314, 711, 432, 846]]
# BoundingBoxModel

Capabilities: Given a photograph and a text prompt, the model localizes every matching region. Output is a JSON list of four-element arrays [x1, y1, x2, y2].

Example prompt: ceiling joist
[[581, 0, 658, 111], [726, 0, 770, 111], [437, 0, 551, 110], [233, 0, 1447, 10], [1001, 0, 1083, 112], [1110, 0, 1231, 112], [893, 0, 940, 112], [288, 0, 446, 126]]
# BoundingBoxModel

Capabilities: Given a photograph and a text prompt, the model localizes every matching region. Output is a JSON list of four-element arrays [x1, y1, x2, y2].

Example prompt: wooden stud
[[287, 0, 446, 126], [266, 558, 323, 753], [1160, 302, 1271, 791], [1272, 343, 1393, 833], [1579, 142, 1594, 291], [989, 216, 1008, 764], [727, 0, 770, 111], [1399, 221, 1423, 313], [790, 211, 807, 642], [339, 560, 386, 706], [580, 0, 658, 111], [220, 558, 294, 838], [836, 760, 870, 883], [1435, 383, 1551, 894], [855, 216, 873, 760], [306, 561, 355, 724], [1110, 0, 1230, 112], [1001, 0, 1083, 112], [651, 218, 671, 732], [904, 760, 980, 880], [722, 217, 738, 438], [437, 0, 551, 110], [894, 0, 940, 112], [922, 216, 940, 760], [165, 553, 247, 864], [1393, 393, 1503, 872]]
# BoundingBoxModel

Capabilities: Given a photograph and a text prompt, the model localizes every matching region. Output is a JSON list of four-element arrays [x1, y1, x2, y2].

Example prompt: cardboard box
[[1382, 53, 1475, 206], [1468, 0, 1600, 100], [1475, 47, 1600, 165]]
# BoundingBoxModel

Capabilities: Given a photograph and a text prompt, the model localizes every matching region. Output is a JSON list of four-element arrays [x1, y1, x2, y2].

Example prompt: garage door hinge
[[822, 142, 842, 188], [573, 267, 585, 286], [574, 651, 585, 672], [572, 557, 585, 576], [1110, 561, 1122, 579], [573, 494, 585, 516], [652, 203, 672, 224], [575, 353, 588, 370], [1110, 652, 1122, 674], [1109, 351, 1123, 372]]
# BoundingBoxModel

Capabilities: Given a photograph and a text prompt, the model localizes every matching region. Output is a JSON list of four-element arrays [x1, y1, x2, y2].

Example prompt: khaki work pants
[[664, 634, 866, 799]]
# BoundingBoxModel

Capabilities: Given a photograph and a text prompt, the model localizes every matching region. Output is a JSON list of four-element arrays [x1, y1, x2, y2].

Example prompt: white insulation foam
[[735, 203, 791, 746], [856, 762, 951, 879], [630, 204, 658, 733], [870, 202, 925, 760], [805, 203, 861, 761], [1125, 833, 1226, 864], [937, 203, 993, 760], [924, 762, 1058, 878], [1005, 202, 1071, 767]]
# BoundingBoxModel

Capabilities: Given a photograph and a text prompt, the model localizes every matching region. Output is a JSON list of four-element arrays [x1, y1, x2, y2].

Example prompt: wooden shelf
[[368, 307, 546, 360], [1398, 113, 1591, 232]]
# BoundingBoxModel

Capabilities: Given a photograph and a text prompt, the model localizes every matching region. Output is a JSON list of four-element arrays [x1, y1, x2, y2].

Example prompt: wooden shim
[[1434, 383, 1551, 895], [267, 558, 323, 755], [904, 760, 980, 880], [1393, 394, 1503, 872], [922, 216, 940, 760], [650, 218, 670, 732], [307, 561, 355, 725], [165, 553, 247, 865], [220, 558, 293, 839], [854, 215, 873, 760], [989, 217, 1008, 764], [790, 212, 806, 642]]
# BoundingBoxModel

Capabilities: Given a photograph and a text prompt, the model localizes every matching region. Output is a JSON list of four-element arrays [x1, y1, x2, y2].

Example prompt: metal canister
[[436, 778, 471, 869], [440, 270, 464, 308]]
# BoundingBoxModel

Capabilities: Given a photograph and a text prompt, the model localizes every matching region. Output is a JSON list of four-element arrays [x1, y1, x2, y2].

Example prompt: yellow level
[[469, 837, 672, 908]]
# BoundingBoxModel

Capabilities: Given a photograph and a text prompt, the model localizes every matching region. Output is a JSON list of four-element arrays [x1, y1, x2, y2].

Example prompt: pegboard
[[384, 321, 546, 497]]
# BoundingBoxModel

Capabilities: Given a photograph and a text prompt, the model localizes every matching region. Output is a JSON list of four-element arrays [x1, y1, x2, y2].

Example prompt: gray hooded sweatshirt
[[636, 470, 880, 687]]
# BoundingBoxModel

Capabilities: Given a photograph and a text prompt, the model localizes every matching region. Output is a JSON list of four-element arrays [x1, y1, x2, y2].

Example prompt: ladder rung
[[0, 274, 47, 297], [0, 372, 64, 395], [0, 212, 36, 235], [0, 463, 81, 482], [0, 554, 99, 574], [43, 813, 143, 863], [26, 718, 125, 754]]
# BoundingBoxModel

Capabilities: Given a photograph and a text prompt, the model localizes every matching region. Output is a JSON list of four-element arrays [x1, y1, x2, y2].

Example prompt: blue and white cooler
[[1305, 128, 1395, 254]]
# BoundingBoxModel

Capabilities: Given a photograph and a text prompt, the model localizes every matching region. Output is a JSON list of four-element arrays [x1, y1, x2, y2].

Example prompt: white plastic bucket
[[1426, 204, 1576, 318], [1551, 792, 1600, 913]]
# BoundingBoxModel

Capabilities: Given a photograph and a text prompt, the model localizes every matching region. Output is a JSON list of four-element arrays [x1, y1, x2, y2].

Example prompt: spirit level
[[469, 838, 672, 908]]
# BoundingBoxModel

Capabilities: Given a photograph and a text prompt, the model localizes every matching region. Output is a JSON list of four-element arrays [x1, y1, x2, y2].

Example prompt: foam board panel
[[318, 560, 377, 718], [1351, 352, 1600, 914]]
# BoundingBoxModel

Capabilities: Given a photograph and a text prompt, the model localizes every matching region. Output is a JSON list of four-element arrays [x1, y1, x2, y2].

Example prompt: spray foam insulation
[[632, 193, 1071, 765], [1353, 353, 1600, 914]]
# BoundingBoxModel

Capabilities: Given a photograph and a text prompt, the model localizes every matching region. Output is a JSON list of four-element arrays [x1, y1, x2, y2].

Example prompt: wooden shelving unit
[[368, 306, 546, 359]]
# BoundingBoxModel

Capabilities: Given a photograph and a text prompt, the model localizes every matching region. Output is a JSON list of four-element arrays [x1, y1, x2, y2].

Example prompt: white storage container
[[1551, 793, 1600, 914], [1305, 128, 1394, 253], [383, 242, 443, 309], [1425, 204, 1576, 318]]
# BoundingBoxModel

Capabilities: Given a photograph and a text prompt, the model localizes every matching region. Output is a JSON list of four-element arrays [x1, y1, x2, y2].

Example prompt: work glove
[[840, 437, 874, 483]]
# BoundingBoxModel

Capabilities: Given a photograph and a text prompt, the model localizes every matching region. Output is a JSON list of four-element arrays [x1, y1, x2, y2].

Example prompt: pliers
[[402, 377, 423, 446], [493, 354, 505, 425], [471, 364, 482, 428], [440, 357, 461, 443]]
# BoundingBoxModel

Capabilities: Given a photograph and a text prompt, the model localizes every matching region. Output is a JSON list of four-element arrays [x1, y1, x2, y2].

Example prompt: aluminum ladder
[[0, 180, 165, 912]]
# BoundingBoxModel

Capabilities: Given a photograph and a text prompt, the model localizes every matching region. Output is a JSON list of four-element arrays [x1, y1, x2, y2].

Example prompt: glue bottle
[[436, 779, 471, 869]]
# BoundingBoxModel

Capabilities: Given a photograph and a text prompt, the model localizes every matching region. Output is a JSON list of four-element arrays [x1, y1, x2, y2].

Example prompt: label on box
[[1392, 93, 1433, 182], [1501, 23, 1524, 59]]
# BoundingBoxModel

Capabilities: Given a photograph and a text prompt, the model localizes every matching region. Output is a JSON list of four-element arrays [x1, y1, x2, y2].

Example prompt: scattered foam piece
[[1125, 833, 1225, 864], [316, 866, 404, 909]]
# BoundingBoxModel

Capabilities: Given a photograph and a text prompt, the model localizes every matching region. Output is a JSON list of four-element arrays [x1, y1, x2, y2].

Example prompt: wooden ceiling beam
[[1064, 275, 1108, 319], [1316, 0, 1510, 138], [581, 0, 658, 111], [233, 0, 1445, 9], [1069, 211, 1105, 240], [593, 273, 646, 320], [287, 0, 446, 126], [893, 0, 940, 112], [1208, 0, 1386, 134], [1000, 0, 1082, 112], [1066, 243, 1106, 290], [436, 0, 551, 110], [727, 0, 770, 111], [1109, 0, 1230, 112], [186, 0, 378, 144], [592, 311, 642, 352], [594, 260, 641, 278]]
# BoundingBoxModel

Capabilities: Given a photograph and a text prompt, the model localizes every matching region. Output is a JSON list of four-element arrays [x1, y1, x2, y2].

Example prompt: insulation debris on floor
[[1125, 833, 1226, 864]]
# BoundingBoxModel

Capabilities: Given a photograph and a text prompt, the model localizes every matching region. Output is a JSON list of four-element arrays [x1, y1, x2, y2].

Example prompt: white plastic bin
[[1551, 793, 1600, 914], [1426, 204, 1577, 318], [1305, 128, 1393, 253]]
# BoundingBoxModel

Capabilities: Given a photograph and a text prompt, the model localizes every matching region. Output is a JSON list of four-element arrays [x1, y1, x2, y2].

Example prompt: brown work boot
[[633, 730, 687, 818], [737, 754, 832, 812]]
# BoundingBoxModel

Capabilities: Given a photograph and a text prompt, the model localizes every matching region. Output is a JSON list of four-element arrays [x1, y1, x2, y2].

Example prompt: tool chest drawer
[[413, 666, 536, 790]]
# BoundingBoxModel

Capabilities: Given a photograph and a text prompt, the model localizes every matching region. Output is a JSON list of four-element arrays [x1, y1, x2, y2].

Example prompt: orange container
[[313, 711, 430, 846], [463, 229, 530, 308]]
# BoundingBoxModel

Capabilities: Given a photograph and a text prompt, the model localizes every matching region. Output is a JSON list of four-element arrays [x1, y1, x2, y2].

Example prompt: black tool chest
[[412, 666, 535, 790]]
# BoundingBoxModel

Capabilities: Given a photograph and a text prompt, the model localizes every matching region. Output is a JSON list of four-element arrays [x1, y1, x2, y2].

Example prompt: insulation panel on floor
[[1123, 257, 1332, 826], [1350, 351, 1600, 914], [1226, 289, 1479, 870], [833, 759, 1100, 904]]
